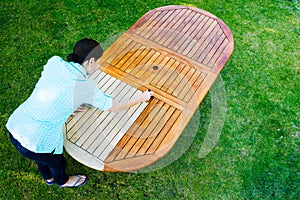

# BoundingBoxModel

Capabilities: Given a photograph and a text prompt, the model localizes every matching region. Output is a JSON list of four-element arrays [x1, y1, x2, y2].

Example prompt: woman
[[6, 38, 152, 188]]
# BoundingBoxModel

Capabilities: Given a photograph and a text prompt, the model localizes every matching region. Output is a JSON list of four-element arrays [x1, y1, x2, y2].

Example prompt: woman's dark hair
[[67, 38, 103, 64]]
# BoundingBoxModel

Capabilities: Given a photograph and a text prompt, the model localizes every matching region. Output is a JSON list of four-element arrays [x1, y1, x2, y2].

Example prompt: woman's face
[[84, 57, 101, 76]]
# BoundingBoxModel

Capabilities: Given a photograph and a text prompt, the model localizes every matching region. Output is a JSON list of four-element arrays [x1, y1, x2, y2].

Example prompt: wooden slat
[[138, 10, 166, 36], [107, 39, 133, 67], [65, 67, 109, 134], [202, 32, 226, 66], [113, 43, 142, 68], [150, 58, 176, 87], [116, 101, 165, 160], [198, 28, 223, 63], [104, 154, 159, 172], [185, 18, 216, 58], [85, 88, 137, 152], [126, 102, 171, 156], [139, 54, 170, 82], [207, 38, 229, 68], [135, 106, 176, 155], [135, 11, 161, 35], [162, 10, 195, 49], [191, 21, 219, 60], [132, 50, 161, 78], [65, 72, 148, 161], [162, 62, 185, 93], [119, 47, 146, 71], [143, 10, 175, 39], [124, 47, 151, 73], [155, 60, 181, 90], [164, 63, 187, 95], [129, 49, 157, 75], [153, 9, 186, 43], [146, 109, 181, 154], [155, 110, 184, 152], [147, 10, 178, 41], [172, 67, 195, 97], [178, 70, 202, 102], [183, 71, 205, 103], [67, 73, 123, 138], [74, 110, 110, 147], [172, 13, 204, 51], [94, 98, 148, 159], [98, 102, 148, 160], [179, 16, 209, 55], [104, 98, 159, 162], [105, 37, 132, 64], [73, 81, 129, 146]]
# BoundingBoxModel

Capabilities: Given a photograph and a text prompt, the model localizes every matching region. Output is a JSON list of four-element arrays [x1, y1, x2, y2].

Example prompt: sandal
[[46, 178, 55, 185], [59, 175, 88, 188]]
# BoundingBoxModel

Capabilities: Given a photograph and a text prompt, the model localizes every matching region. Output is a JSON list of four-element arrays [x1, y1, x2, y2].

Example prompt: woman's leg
[[37, 153, 88, 187], [8, 132, 68, 185], [9, 132, 87, 187], [36, 161, 52, 181], [41, 154, 68, 185]]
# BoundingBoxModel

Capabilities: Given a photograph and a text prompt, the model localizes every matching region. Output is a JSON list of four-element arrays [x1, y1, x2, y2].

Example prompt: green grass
[[0, 0, 299, 199]]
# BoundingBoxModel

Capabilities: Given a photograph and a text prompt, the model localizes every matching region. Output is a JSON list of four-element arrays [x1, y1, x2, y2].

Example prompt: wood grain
[[63, 5, 234, 172]]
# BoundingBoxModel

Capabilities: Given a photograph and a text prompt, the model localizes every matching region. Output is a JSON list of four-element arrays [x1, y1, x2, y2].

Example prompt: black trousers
[[8, 132, 69, 185]]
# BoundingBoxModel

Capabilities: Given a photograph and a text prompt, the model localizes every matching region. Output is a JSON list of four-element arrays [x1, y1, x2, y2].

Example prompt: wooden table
[[63, 5, 234, 172]]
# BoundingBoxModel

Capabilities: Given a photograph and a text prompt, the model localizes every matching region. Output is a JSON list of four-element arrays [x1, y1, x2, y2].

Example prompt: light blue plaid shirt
[[6, 56, 113, 154]]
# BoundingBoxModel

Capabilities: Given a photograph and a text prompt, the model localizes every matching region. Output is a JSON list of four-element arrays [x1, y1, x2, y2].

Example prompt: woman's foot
[[59, 175, 88, 188], [46, 178, 55, 185]]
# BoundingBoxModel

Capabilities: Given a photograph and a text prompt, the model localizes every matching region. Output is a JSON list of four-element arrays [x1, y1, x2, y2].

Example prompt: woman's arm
[[108, 90, 153, 112]]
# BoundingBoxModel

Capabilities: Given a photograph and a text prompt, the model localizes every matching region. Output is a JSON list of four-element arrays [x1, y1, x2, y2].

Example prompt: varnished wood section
[[129, 6, 233, 73], [63, 5, 234, 172], [105, 99, 179, 161], [102, 40, 208, 105]]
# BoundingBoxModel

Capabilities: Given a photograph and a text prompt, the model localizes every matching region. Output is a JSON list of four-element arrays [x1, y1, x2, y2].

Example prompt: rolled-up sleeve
[[74, 79, 113, 111], [93, 88, 113, 111]]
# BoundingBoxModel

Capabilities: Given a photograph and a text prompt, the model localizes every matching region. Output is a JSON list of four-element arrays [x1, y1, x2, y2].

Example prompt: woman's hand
[[136, 90, 153, 102], [72, 105, 85, 116], [108, 90, 153, 112]]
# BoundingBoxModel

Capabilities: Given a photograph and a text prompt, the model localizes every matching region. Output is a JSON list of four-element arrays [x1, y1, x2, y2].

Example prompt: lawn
[[0, 0, 299, 199]]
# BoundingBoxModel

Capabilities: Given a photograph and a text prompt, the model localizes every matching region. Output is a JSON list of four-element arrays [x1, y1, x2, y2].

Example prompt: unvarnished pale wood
[[64, 71, 148, 164], [63, 5, 234, 172]]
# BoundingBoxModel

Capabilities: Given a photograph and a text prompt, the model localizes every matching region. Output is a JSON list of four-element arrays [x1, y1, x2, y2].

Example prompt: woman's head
[[67, 38, 103, 64], [67, 38, 103, 75]]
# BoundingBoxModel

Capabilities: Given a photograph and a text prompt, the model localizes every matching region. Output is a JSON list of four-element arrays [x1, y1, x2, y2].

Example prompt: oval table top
[[63, 5, 234, 172]]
